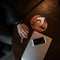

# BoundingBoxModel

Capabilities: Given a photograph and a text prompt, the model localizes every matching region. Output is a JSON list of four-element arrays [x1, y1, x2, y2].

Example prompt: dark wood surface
[[12, 26, 33, 60], [12, 0, 60, 60]]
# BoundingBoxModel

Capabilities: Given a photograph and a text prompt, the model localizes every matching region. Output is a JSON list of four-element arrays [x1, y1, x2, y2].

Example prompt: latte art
[[35, 20, 41, 26], [36, 17, 45, 26]]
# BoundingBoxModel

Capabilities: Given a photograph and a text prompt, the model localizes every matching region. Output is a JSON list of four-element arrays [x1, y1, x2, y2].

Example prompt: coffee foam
[[36, 17, 45, 26]]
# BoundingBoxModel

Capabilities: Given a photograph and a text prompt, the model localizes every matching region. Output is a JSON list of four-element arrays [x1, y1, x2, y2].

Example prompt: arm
[[0, 1, 29, 38], [0, 1, 23, 25]]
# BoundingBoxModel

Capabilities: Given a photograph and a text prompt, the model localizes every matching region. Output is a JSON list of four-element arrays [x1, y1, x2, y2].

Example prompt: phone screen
[[33, 37, 46, 45]]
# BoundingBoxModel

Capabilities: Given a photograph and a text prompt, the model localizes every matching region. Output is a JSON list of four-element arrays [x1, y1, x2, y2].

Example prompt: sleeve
[[0, 1, 23, 26]]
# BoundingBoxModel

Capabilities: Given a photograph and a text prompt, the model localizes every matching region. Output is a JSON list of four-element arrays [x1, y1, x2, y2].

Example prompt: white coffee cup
[[36, 17, 45, 26]]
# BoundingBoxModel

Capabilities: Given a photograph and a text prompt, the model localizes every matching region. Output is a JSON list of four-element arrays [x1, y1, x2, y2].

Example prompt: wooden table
[[12, 0, 60, 60], [12, 0, 42, 60]]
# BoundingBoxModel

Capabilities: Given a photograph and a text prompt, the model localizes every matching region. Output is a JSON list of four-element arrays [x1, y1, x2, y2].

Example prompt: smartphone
[[32, 37, 47, 46]]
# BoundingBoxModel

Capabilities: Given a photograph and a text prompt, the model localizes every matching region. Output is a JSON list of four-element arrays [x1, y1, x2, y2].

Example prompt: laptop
[[21, 31, 52, 60]]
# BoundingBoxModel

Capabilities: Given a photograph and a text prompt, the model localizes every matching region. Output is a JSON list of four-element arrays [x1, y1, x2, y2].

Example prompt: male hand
[[17, 23, 29, 38]]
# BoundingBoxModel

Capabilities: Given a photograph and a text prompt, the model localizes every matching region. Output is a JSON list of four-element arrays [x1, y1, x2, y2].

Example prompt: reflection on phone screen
[[32, 37, 46, 46]]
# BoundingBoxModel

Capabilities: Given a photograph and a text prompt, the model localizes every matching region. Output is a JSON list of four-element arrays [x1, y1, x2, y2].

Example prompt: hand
[[17, 23, 29, 38]]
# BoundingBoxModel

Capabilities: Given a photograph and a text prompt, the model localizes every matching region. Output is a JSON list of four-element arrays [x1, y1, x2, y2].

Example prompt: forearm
[[6, 6, 23, 25], [0, 1, 23, 25]]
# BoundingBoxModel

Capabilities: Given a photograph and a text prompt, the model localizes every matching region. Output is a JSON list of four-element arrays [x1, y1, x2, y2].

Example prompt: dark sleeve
[[0, 1, 23, 26]]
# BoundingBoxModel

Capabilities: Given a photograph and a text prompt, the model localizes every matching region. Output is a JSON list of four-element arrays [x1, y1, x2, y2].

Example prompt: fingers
[[20, 31, 27, 38], [17, 23, 29, 38], [21, 24, 29, 33], [22, 29, 28, 36]]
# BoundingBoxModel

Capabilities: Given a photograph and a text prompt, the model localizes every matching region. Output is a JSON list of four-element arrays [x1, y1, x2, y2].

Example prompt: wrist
[[15, 21, 20, 25], [15, 19, 23, 25]]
